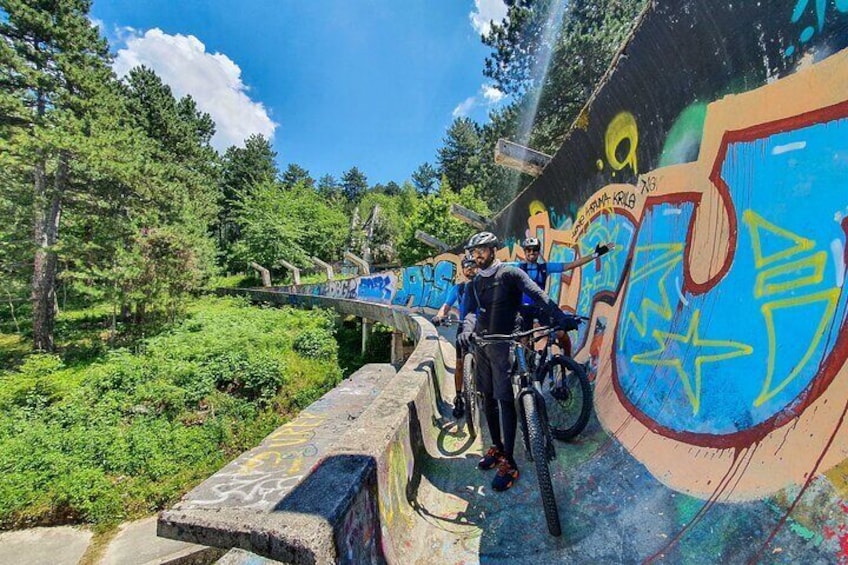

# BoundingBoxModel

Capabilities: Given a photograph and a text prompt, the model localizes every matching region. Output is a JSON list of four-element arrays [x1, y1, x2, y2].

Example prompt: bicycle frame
[[476, 326, 560, 463]]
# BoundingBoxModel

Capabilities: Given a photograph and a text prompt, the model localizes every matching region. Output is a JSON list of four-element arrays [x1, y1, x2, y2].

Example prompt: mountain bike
[[473, 324, 581, 537], [432, 315, 480, 440]]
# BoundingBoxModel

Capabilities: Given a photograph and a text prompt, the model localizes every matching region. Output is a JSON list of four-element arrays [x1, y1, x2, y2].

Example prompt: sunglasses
[[524, 248, 540, 253]]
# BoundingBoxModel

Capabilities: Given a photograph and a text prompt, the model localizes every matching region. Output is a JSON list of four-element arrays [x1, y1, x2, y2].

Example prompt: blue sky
[[90, 0, 509, 186]]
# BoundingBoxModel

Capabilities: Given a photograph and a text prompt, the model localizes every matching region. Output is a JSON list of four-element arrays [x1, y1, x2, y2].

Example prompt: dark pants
[[474, 341, 518, 460], [473, 342, 512, 401]]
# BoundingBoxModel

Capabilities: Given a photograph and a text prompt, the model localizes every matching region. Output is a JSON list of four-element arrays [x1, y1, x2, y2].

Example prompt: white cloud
[[88, 16, 105, 33], [452, 96, 476, 118], [482, 85, 505, 104], [470, 0, 509, 37], [452, 84, 506, 118], [113, 28, 277, 152]]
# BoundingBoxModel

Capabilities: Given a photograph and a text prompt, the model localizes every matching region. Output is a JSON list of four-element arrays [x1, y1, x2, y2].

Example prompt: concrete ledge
[[161, 290, 445, 563], [215, 548, 281, 564]]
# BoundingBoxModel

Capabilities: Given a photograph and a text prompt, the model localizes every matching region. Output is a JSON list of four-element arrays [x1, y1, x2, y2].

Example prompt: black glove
[[457, 331, 474, 350], [595, 243, 610, 257], [431, 315, 443, 326], [552, 310, 581, 332]]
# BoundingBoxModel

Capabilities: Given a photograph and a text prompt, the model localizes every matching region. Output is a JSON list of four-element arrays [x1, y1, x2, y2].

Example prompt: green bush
[[0, 296, 344, 528], [292, 328, 337, 360]]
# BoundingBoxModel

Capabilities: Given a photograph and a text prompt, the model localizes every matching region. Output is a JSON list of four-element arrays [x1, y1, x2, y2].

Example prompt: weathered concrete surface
[[99, 517, 224, 565], [0, 526, 91, 565], [159, 359, 398, 563], [215, 548, 281, 564], [192, 290, 843, 564]]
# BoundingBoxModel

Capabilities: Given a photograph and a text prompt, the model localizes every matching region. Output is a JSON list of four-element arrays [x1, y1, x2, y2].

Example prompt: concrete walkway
[[0, 518, 220, 565], [0, 526, 92, 565]]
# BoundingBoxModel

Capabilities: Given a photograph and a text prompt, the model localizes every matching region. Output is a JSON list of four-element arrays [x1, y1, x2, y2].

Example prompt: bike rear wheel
[[462, 353, 479, 440], [522, 392, 562, 536], [539, 356, 592, 441]]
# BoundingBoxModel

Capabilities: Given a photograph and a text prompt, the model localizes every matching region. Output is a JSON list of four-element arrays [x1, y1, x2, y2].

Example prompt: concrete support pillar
[[311, 257, 334, 280], [278, 259, 301, 285], [344, 251, 370, 275], [414, 230, 449, 252], [248, 262, 272, 287], [391, 330, 405, 367], [361, 318, 372, 355]]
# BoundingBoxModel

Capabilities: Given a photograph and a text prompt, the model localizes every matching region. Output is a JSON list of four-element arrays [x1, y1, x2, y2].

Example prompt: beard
[[474, 251, 495, 270]]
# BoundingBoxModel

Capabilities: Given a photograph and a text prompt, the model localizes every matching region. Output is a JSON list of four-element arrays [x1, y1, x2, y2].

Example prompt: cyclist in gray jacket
[[459, 231, 579, 491]]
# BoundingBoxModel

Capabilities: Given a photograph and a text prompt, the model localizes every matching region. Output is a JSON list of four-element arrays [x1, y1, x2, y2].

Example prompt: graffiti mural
[[270, 2, 848, 560], [357, 273, 396, 304], [391, 258, 457, 309]]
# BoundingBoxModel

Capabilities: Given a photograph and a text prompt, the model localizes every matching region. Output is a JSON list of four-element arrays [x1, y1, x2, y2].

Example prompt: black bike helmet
[[522, 237, 541, 250], [461, 257, 476, 269], [465, 231, 499, 250]]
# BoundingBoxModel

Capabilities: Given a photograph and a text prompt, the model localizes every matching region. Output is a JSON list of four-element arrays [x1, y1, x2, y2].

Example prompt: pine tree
[[341, 166, 368, 205], [411, 162, 439, 195], [218, 133, 277, 268], [317, 174, 341, 201], [281, 163, 314, 189], [437, 117, 482, 193], [0, 0, 122, 350]]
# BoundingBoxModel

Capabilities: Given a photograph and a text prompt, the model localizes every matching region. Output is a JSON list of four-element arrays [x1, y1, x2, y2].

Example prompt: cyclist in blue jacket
[[514, 237, 614, 354], [459, 231, 580, 492], [432, 257, 478, 418]]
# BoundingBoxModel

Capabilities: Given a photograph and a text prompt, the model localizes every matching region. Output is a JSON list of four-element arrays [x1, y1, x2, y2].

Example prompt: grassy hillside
[[0, 296, 343, 529]]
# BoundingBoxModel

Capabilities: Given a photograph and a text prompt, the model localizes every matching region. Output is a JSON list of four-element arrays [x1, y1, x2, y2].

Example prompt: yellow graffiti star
[[631, 310, 753, 415]]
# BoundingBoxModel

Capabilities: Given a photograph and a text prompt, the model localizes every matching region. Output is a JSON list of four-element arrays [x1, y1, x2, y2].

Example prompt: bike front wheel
[[539, 356, 592, 441], [522, 392, 562, 536], [462, 352, 479, 440]]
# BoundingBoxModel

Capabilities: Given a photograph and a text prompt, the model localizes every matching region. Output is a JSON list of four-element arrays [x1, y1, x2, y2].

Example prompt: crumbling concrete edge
[[160, 289, 446, 563]]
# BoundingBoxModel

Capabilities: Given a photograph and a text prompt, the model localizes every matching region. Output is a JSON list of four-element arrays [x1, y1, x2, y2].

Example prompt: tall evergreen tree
[[220, 134, 278, 207], [411, 162, 439, 195], [0, 0, 123, 350], [281, 163, 314, 189], [437, 117, 482, 193], [218, 133, 277, 268], [477, 103, 533, 210], [482, 0, 645, 151], [117, 66, 220, 324], [317, 173, 341, 201], [341, 166, 368, 205]]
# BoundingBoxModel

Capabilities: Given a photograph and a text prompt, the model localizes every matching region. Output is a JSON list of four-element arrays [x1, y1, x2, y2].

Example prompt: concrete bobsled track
[[160, 1, 848, 563]]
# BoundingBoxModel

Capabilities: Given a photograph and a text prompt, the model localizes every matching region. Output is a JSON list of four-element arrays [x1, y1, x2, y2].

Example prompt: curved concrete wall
[[162, 292, 456, 563], [272, 0, 848, 558]]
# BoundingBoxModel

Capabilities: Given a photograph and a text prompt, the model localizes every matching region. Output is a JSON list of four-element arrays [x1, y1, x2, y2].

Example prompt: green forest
[[0, 0, 644, 530]]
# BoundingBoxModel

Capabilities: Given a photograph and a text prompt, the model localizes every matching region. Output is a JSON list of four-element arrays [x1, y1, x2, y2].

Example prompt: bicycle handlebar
[[472, 313, 591, 344], [474, 325, 557, 343], [432, 315, 460, 327]]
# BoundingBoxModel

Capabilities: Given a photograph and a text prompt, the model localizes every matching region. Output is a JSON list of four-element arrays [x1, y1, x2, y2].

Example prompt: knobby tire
[[541, 356, 592, 441], [522, 393, 562, 537]]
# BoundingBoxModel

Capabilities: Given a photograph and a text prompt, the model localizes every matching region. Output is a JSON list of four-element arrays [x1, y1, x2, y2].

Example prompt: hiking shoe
[[478, 446, 504, 470], [452, 394, 465, 418], [492, 459, 520, 492]]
